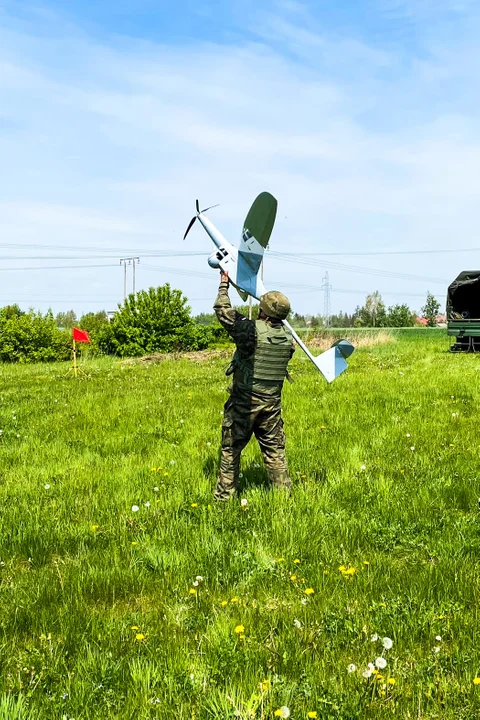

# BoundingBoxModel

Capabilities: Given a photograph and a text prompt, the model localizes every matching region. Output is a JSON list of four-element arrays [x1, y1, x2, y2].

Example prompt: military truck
[[447, 271, 480, 352]]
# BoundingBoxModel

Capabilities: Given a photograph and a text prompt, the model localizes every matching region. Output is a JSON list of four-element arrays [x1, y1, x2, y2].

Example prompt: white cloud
[[1, 3, 480, 315]]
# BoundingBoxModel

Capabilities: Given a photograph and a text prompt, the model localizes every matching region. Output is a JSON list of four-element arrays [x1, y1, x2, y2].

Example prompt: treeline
[[0, 287, 442, 363], [0, 285, 224, 363]]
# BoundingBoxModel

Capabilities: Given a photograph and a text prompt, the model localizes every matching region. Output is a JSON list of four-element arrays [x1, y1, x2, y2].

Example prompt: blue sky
[[1, 0, 480, 317]]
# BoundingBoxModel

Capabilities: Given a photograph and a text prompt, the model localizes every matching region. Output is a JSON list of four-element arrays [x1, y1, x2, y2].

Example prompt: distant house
[[416, 315, 446, 327]]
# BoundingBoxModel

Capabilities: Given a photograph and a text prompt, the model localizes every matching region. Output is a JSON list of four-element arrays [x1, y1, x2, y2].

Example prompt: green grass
[[1, 331, 480, 719]]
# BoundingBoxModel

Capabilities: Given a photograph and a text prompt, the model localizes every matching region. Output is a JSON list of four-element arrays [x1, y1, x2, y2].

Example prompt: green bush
[[98, 285, 213, 357], [0, 308, 71, 363]]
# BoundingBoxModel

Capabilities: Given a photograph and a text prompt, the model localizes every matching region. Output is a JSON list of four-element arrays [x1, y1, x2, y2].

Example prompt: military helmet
[[259, 291, 290, 320]]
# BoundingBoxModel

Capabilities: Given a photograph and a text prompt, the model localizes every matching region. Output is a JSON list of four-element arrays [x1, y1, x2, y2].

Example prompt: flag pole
[[73, 337, 77, 377]]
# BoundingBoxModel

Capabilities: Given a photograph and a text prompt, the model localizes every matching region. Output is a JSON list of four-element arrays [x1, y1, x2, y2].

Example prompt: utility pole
[[321, 271, 332, 327], [120, 257, 140, 300]]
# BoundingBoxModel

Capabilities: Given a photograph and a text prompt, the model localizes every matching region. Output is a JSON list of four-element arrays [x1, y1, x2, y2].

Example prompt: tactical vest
[[230, 320, 293, 384]]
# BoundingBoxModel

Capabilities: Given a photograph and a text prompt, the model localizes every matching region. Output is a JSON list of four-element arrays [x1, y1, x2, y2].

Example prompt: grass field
[[1, 329, 480, 719]]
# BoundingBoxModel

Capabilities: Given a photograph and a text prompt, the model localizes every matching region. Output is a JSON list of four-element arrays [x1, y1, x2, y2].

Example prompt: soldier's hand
[[220, 271, 229, 284]]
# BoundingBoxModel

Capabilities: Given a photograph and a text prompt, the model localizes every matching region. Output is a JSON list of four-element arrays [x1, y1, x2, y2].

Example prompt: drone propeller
[[183, 200, 220, 240]]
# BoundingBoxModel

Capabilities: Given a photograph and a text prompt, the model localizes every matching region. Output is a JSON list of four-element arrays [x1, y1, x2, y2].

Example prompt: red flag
[[73, 327, 91, 343]]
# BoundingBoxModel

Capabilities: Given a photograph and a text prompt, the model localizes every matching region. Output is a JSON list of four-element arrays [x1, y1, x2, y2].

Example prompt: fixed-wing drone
[[184, 192, 354, 382]]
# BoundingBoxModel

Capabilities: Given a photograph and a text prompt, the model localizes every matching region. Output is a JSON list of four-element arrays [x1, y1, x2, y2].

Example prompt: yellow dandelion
[[387, 678, 396, 685], [304, 588, 314, 595], [260, 679, 270, 692], [307, 713, 318, 719], [323, 569, 329, 574], [379, 602, 387, 608], [290, 574, 297, 582], [294, 559, 301, 564], [234, 625, 245, 634], [189, 588, 197, 595], [220, 600, 228, 607], [339, 565, 347, 572], [231, 597, 239, 603], [135, 633, 146, 641], [91, 524, 99, 532], [131, 625, 140, 631], [363, 560, 370, 566], [131, 541, 137, 546], [191, 503, 198, 508], [276, 557, 285, 563], [473, 677, 480, 685]]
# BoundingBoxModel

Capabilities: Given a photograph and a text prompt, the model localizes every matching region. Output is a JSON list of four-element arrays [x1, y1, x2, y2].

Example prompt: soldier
[[213, 270, 294, 500]]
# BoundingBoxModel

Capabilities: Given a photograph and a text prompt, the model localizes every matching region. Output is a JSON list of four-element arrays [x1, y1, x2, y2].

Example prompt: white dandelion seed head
[[144, 501, 151, 508], [362, 668, 373, 678], [300, 598, 308, 605], [195, 575, 204, 582], [239, 473, 244, 478], [361, 464, 366, 470], [433, 646, 441, 654], [131, 505, 139, 512], [382, 637, 393, 650], [347, 664, 357, 673], [370, 633, 379, 642], [206, 442, 211, 446], [410, 446, 415, 451], [367, 662, 375, 672], [375, 657, 387, 669], [406, 433, 410, 437], [278, 708, 290, 719], [44, 484, 51, 490], [153, 487, 159, 492], [293, 619, 302, 629], [240, 498, 248, 506], [192, 580, 199, 587], [170, 460, 175, 465], [435, 635, 442, 642]]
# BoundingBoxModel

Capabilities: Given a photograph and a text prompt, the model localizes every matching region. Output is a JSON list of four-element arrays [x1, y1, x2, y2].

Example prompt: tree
[[357, 292, 387, 327], [79, 310, 109, 336], [386, 303, 416, 327], [55, 310, 77, 329], [100, 284, 211, 357], [421, 291, 441, 327]]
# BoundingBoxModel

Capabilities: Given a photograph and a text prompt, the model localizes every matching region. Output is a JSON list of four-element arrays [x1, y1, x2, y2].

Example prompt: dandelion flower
[[293, 619, 302, 629], [195, 575, 204, 583], [260, 679, 270, 692], [189, 588, 197, 595], [290, 575, 297, 582], [91, 525, 99, 532], [234, 625, 245, 634], [473, 677, 480, 685], [360, 464, 366, 470], [239, 473, 244, 478], [371, 633, 379, 642], [410, 446, 415, 451], [240, 498, 248, 507], [135, 633, 146, 641], [294, 559, 301, 564], [191, 503, 198, 508], [382, 637, 393, 650], [362, 668, 373, 679], [44, 484, 51, 490], [375, 657, 387, 670], [387, 677, 396, 685], [153, 487, 159, 492], [307, 713, 318, 719], [131, 505, 139, 512], [144, 501, 151, 508], [406, 433, 410, 437], [347, 664, 357, 673], [221, 600, 228, 607], [433, 646, 440, 654], [131, 625, 140, 630], [304, 588, 314, 595], [274, 708, 290, 718], [435, 635, 442, 642]]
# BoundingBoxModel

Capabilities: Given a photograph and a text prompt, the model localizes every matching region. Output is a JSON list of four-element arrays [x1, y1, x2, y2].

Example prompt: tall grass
[[1, 331, 479, 718]]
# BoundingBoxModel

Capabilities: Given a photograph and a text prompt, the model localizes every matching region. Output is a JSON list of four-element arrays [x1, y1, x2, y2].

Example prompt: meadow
[[1, 329, 480, 719]]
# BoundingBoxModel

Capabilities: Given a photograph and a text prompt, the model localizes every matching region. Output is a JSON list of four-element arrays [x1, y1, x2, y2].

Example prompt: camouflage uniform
[[213, 280, 294, 500]]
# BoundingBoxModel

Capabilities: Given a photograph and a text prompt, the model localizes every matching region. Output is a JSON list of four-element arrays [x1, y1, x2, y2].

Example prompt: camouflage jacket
[[214, 281, 293, 398]]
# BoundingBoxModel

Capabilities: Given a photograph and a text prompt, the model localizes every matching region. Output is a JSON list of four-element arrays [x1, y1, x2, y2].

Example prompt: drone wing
[[235, 192, 277, 299]]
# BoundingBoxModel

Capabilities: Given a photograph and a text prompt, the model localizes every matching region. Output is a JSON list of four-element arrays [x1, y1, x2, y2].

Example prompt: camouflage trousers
[[214, 391, 292, 500]]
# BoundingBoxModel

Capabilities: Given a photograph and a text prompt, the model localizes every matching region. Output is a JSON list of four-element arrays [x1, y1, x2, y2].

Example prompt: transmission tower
[[120, 257, 140, 299], [321, 272, 332, 327]]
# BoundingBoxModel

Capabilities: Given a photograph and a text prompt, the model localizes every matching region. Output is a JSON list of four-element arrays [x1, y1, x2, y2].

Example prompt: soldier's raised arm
[[213, 272, 255, 348]]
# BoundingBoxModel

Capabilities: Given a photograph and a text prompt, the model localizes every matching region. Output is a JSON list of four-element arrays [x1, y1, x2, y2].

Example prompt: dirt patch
[[121, 349, 232, 365], [306, 331, 394, 350]]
